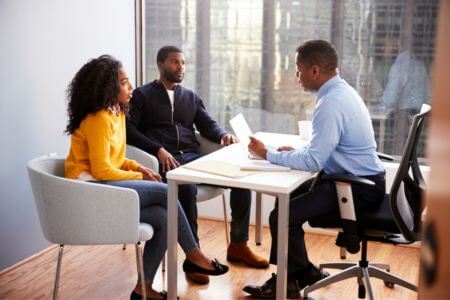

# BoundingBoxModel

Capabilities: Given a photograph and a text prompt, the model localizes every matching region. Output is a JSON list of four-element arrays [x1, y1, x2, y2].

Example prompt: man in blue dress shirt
[[243, 40, 386, 298]]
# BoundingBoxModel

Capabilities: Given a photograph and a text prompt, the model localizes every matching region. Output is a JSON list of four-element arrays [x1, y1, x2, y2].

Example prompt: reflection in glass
[[143, 0, 437, 159]]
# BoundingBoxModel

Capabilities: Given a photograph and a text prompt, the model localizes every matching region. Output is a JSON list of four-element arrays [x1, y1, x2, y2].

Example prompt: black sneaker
[[242, 273, 300, 299], [293, 263, 330, 290]]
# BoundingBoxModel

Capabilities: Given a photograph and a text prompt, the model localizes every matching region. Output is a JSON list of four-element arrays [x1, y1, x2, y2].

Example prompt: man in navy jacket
[[126, 46, 269, 284]]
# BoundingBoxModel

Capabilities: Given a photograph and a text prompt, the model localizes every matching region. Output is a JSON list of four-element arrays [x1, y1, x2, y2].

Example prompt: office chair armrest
[[377, 152, 394, 161], [195, 131, 222, 155], [322, 173, 375, 186]]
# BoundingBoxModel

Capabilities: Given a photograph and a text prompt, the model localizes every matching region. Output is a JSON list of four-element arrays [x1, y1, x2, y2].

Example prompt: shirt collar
[[317, 74, 341, 100]]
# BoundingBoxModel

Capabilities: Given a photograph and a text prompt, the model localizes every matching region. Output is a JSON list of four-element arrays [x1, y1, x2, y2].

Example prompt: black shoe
[[292, 263, 330, 290], [182, 258, 229, 275], [242, 273, 301, 299], [130, 289, 170, 300]]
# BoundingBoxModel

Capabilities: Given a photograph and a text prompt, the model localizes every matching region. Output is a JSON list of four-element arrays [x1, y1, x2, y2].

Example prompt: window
[[142, 0, 438, 159]]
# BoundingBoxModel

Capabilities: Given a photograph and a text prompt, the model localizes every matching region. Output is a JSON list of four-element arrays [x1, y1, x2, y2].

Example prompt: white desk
[[166, 132, 312, 299]]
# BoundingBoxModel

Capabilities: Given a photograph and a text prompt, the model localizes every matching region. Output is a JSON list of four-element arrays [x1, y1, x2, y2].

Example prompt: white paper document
[[183, 159, 257, 178], [239, 160, 291, 172], [229, 113, 253, 157]]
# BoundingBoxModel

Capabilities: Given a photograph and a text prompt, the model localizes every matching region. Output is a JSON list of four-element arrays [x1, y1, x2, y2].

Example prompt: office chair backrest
[[390, 104, 430, 242]]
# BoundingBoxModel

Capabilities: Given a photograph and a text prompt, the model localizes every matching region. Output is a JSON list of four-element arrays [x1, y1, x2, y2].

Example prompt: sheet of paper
[[229, 113, 253, 156], [183, 159, 256, 178], [240, 160, 291, 172]]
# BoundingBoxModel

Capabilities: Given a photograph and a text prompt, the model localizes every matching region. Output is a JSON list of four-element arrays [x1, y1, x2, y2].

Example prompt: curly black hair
[[65, 55, 126, 134]]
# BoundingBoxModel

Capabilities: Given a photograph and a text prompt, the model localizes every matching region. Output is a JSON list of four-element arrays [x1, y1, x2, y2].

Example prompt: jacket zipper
[[172, 88, 180, 152]]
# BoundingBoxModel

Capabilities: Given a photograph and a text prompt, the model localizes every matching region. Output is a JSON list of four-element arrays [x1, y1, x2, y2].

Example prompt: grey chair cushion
[[197, 185, 227, 202]]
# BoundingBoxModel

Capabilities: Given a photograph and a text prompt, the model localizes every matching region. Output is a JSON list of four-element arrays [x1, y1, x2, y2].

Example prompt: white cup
[[298, 120, 312, 140]]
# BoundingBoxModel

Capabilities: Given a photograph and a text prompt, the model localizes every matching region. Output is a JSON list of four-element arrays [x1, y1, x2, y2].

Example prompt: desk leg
[[167, 180, 178, 300], [276, 193, 290, 300], [255, 192, 262, 245]]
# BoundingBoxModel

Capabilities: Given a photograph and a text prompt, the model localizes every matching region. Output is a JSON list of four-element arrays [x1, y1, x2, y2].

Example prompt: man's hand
[[220, 134, 238, 146], [277, 146, 295, 152], [248, 136, 268, 159], [137, 165, 162, 182], [157, 147, 180, 173]]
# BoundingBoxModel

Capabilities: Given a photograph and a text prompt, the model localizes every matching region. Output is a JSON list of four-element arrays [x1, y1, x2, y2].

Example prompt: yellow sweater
[[65, 109, 143, 181]]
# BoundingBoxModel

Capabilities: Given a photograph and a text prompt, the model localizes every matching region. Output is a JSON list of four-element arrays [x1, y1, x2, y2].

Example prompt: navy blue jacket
[[126, 80, 228, 156]]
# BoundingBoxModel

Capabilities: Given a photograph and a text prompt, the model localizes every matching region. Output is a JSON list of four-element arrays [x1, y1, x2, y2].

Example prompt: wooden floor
[[0, 219, 419, 299]]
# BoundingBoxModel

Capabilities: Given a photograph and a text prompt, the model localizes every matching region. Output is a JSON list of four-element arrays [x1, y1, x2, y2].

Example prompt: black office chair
[[303, 104, 430, 299]]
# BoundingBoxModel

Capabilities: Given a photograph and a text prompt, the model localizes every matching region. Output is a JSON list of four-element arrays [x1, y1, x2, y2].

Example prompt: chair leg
[[368, 266, 418, 291], [221, 194, 230, 245], [304, 265, 361, 298], [52, 245, 64, 300], [371, 263, 390, 271], [135, 242, 146, 300], [340, 246, 346, 259], [122, 244, 127, 250], [320, 262, 356, 271], [362, 267, 374, 300], [255, 192, 263, 246]]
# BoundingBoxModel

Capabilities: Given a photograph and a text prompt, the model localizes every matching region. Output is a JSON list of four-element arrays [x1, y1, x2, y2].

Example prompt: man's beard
[[165, 69, 184, 83]]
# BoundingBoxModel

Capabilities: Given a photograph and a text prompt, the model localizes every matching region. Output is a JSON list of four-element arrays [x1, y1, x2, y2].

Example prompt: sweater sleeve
[[126, 89, 164, 155], [85, 114, 143, 181], [194, 96, 228, 143], [122, 158, 141, 172]]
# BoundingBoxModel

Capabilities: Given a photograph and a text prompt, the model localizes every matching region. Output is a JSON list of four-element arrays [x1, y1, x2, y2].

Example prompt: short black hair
[[296, 40, 338, 73], [156, 45, 183, 63]]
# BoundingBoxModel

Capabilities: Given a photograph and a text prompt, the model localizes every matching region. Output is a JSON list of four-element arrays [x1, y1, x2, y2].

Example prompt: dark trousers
[[269, 173, 386, 273], [160, 151, 251, 244]]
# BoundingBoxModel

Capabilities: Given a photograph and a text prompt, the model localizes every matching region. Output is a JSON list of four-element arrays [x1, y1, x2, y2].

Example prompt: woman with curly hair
[[65, 55, 228, 299]]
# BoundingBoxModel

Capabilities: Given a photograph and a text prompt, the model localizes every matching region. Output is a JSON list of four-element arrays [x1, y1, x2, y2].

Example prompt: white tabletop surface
[[167, 132, 313, 194]]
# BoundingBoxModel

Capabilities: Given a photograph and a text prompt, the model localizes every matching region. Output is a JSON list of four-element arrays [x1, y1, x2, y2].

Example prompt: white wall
[[198, 163, 430, 234], [0, 0, 135, 270]]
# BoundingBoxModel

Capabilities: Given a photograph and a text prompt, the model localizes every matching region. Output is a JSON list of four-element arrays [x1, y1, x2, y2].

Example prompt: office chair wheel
[[358, 284, 366, 298], [384, 280, 395, 288]]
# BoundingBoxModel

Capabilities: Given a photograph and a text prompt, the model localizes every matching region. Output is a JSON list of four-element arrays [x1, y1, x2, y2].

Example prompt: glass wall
[[143, 0, 437, 159]]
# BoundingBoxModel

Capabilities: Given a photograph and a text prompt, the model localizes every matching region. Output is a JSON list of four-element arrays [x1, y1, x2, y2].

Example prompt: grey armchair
[[195, 132, 232, 245], [27, 155, 153, 300]]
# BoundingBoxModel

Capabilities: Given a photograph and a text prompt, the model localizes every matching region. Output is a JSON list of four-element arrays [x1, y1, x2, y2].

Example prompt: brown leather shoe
[[185, 271, 209, 284], [227, 242, 269, 268]]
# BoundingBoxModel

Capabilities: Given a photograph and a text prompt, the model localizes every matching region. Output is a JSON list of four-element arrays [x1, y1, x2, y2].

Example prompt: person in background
[[126, 46, 269, 284], [64, 55, 228, 300], [244, 40, 386, 298], [380, 44, 430, 155]]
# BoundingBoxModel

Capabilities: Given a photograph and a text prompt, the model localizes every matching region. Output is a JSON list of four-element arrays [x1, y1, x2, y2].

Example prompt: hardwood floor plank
[[0, 219, 419, 299]]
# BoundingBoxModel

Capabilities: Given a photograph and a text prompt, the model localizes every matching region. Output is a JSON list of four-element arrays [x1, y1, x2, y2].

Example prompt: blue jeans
[[161, 151, 251, 243], [94, 180, 198, 283]]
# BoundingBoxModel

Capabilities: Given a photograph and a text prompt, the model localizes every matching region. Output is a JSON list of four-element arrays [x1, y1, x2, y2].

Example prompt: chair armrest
[[322, 173, 375, 186], [195, 131, 222, 155], [42, 175, 141, 245], [377, 152, 394, 161], [126, 144, 159, 172]]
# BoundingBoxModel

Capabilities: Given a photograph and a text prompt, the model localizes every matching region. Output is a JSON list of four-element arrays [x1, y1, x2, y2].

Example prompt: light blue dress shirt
[[267, 75, 385, 176]]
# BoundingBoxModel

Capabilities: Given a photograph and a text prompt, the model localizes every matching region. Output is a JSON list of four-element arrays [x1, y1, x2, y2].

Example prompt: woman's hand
[[138, 165, 162, 182]]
